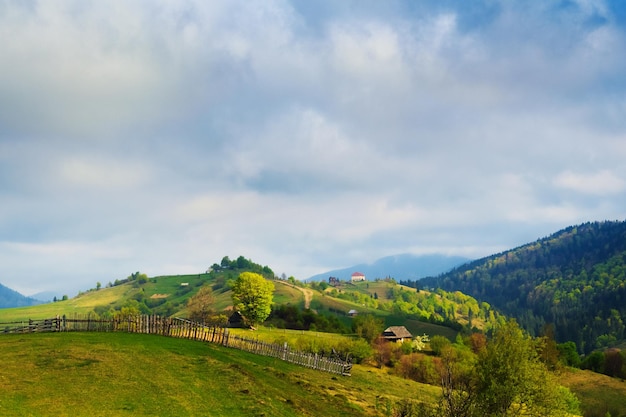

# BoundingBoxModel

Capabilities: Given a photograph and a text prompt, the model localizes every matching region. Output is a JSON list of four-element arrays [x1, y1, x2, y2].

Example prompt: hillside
[[4, 326, 626, 416], [306, 253, 469, 282], [3, 255, 626, 416], [0, 331, 440, 416], [421, 221, 626, 353], [0, 282, 41, 308], [0, 263, 489, 342]]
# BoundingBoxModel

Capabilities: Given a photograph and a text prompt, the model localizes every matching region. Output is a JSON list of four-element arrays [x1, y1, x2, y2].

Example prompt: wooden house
[[227, 311, 245, 328], [382, 326, 413, 343]]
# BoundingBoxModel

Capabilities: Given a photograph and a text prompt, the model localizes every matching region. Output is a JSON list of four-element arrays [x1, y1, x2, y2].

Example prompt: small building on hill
[[227, 311, 245, 328], [351, 272, 366, 282], [382, 326, 413, 343], [348, 309, 358, 317]]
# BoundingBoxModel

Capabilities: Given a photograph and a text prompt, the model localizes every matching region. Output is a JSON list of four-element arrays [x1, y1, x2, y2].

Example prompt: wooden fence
[[223, 333, 351, 375], [0, 315, 352, 376]]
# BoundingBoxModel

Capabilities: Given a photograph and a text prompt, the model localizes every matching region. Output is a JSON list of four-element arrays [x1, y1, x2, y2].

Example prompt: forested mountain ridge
[[0, 282, 41, 308], [421, 220, 626, 353]]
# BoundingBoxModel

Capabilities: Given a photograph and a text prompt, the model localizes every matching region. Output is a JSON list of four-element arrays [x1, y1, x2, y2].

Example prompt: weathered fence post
[[222, 328, 229, 346]]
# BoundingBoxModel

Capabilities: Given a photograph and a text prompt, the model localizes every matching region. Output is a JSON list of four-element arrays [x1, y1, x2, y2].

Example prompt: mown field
[[0, 332, 439, 417]]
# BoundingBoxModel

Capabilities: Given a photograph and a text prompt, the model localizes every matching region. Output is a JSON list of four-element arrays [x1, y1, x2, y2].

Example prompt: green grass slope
[[559, 368, 626, 417], [0, 284, 133, 321], [0, 332, 439, 417]]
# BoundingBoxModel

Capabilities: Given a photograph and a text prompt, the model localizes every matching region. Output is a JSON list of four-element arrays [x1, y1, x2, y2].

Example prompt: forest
[[421, 221, 626, 354]]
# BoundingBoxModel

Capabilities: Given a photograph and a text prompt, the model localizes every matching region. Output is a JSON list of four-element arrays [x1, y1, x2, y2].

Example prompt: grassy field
[[1, 327, 625, 416], [229, 325, 357, 354], [0, 285, 134, 321], [559, 367, 626, 417], [0, 332, 439, 417], [272, 281, 305, 307]]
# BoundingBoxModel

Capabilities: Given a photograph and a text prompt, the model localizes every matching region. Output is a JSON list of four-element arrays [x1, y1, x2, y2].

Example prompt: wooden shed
[[382, 326, 413, 343]]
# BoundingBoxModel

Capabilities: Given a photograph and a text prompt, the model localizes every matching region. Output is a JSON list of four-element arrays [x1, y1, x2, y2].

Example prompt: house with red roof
[[351, 272, 366, 282]]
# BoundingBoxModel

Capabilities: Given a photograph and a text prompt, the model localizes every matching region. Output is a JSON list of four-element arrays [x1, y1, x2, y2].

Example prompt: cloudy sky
[[1, 0, 625, 296]]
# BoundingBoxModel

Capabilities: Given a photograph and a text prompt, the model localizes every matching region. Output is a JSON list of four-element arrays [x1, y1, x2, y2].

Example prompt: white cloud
[[56, 155, 153, 190], [1, 0, 626, 293], [554, 170, 626, 195]]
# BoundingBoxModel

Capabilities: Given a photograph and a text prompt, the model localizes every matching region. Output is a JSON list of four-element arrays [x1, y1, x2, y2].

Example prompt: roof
[[351, 272, 365, 276], [382, 326, 413, 339]]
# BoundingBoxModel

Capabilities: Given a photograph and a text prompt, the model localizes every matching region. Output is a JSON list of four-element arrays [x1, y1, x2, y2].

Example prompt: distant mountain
[[421, 221, 626, 353], [306, 253, 470, 282], [0, 282, 42, 308], [30, 291, 60, 303]]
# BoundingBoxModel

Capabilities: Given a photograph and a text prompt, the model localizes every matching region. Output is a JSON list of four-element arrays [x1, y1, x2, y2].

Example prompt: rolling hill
[[0, 331, 441, 416], [421, 220, 626, 353], [4, 253, 626, 416], [0, 260, 487, 342]]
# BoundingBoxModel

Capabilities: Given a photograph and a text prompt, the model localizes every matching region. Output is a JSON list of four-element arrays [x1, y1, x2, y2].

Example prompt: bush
[[395, 353, 440, 385], [582, 351, 605, 373], [429, 335, 451, 356], [338, 338, 373, 364]]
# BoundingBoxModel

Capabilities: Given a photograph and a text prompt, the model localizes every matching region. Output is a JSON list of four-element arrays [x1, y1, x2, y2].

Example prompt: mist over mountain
[[306, 253, 469, 282], [29, 291, 63, 303], [0, 282, 42, 308]]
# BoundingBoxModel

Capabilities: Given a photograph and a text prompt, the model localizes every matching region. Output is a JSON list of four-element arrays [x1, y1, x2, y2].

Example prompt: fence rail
[[0, 315, 351, 376]]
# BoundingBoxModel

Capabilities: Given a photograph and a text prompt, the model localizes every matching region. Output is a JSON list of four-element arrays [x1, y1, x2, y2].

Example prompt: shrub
[[339, 338, 373, 364], [396, 353, 439, 385], [429, 335, 451, 356]]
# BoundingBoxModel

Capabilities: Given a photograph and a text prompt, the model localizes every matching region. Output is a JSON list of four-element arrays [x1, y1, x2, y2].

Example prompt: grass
[[0, 285, 134, 322], [559, 367, 626, 417], [272, 281, 305, 307], [0, 332, 439, 417], [229, 325, 355, 348], [1, 327, 625, 416]]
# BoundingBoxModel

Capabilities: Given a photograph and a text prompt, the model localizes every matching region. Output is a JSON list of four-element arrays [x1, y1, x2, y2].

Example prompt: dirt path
[[300, 287, 313, 309], [277, 281, 313, 309]]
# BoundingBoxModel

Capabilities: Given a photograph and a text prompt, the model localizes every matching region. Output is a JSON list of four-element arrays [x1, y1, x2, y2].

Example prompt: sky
[[1, 0, 626, 296]]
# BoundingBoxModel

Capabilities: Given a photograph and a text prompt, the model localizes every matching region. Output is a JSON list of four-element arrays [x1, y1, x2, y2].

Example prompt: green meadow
[[0, 332, 439, 417]]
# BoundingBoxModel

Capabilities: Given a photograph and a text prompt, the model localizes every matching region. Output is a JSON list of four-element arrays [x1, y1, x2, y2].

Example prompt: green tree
[[557, 341, 581, 368], [187, 285, 215, 324], [473, 320, 579, 417], [429, 335, 452, 356], [438, 345, 477, 417], [351, 314, 384, 343], [434, 320, 580, 417], [137, 273, 148, 284], [231, 272, 274, 326], [236, 255, 251, 269], [115, 304, 141, 320], [221, 256, 232, 269]]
